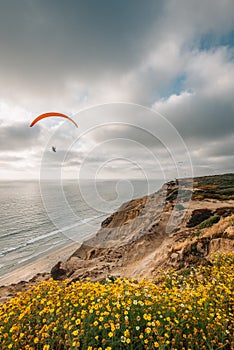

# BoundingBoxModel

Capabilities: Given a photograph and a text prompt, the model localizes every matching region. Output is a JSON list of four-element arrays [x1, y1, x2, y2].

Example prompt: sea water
[[0, 179, 163, 277]]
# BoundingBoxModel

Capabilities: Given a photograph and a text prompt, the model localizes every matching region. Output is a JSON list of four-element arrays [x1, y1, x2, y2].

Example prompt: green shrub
[[192, 230, 202, 238], [197, 215, 220, 229]]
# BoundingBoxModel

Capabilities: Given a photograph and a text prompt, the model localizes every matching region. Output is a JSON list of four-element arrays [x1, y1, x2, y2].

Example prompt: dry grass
[[202, 214, 234, 239]]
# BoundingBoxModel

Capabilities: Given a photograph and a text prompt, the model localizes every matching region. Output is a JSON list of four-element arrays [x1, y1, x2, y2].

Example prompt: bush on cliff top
[[197, 215, 220, 229]]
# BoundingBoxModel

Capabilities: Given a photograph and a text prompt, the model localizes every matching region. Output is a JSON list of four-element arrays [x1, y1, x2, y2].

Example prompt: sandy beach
[[0, 242, 80, 287]]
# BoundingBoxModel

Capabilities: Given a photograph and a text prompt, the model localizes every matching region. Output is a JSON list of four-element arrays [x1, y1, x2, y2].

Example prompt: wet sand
[[0, 242, 80, 287]]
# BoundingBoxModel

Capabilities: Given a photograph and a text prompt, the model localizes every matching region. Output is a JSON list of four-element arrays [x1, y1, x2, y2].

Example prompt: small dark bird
[[52, 146, 56, 152]]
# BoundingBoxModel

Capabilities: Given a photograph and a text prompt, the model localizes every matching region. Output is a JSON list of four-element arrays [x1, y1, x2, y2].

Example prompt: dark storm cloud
[[0, 123, 41, 151], [0, 0, 233, 108], [0, 0, 234, 178], [0, 0, 163, 96]]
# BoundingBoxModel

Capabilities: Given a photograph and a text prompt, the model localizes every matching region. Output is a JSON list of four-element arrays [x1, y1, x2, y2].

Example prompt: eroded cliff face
[[1, 174, 233, 303], [50, 174, 234, 282]]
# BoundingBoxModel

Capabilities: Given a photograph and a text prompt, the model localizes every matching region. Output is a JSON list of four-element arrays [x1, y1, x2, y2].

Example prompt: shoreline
[[0, 242, 80, 287]]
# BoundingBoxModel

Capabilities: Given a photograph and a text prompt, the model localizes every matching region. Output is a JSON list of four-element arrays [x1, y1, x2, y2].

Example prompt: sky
[[0, 0, 234, 181]]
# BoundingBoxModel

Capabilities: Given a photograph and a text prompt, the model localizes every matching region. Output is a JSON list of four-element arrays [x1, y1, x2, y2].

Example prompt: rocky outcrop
[[51, 261, 67, 280], [186, 209, 213, 227], [153, 215, 234, 272], [101, 196, 147, 228], [0, 174, 233, 302], [50, 174, 234, 282]]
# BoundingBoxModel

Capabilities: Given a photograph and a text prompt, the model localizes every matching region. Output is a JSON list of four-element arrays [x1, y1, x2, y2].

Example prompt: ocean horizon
[[0, 179, 163, 277]]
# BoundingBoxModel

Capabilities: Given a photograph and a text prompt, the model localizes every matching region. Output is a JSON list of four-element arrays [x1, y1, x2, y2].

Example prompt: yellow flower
[[145, 327, 151, 334], [0, 253, 232, 350], [43, 346, 50, 350], [124, 329, 130, 337], [34, 337, 39, 344]]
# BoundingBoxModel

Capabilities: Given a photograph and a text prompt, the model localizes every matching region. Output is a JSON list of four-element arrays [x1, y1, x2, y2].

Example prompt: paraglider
[[30, 112, 78, 128], [52, 146, 56, 153]]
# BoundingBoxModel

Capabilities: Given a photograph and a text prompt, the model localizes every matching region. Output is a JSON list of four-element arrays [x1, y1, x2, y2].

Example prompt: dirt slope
[[1, 173, 233, 302], [51, 173, 234, 281]]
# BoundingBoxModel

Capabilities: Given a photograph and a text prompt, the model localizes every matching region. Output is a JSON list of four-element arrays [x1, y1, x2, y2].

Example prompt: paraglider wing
[[30, 112, 78, 128]]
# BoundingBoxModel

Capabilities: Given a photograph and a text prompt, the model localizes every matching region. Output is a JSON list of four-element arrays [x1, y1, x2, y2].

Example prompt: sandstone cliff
[[1, 174, 233, 302], [51, 173, 234, 282]]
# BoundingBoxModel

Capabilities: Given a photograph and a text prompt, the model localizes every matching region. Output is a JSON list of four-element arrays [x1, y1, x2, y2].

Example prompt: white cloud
[[0, 1, 234, 179], [185, 47, 234, 100]]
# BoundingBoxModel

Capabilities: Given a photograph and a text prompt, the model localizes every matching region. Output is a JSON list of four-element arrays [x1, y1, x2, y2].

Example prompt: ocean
[[0, 179, 163, 277]]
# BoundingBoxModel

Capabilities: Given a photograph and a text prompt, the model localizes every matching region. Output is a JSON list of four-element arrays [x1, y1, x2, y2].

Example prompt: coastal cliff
[[51, 173, 234, 281], [0, 173, 233, 302]]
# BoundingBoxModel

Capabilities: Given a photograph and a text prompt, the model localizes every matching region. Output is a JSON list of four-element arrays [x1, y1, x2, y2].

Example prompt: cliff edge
[[1, 173, 233, 302], [51, 173, 234, 282]]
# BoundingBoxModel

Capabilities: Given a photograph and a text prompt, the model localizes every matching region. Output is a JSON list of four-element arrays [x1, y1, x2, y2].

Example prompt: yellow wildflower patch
[[0, 254, 233, 349]]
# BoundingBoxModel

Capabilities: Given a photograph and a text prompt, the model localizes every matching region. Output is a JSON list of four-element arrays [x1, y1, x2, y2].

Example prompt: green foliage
[[195, 173, 234, 188], [1, 254, 233, 349], [0, 254, 233, 349], [197, 215, 220, 229], [192, 230, 202, 238]]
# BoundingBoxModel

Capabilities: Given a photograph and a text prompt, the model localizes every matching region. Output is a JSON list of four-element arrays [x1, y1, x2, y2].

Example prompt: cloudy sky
[[0, 0, 233, 181]]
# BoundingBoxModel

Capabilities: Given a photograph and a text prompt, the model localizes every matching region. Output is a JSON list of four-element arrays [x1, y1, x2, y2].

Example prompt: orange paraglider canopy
[[30, 112, 78, 128]]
